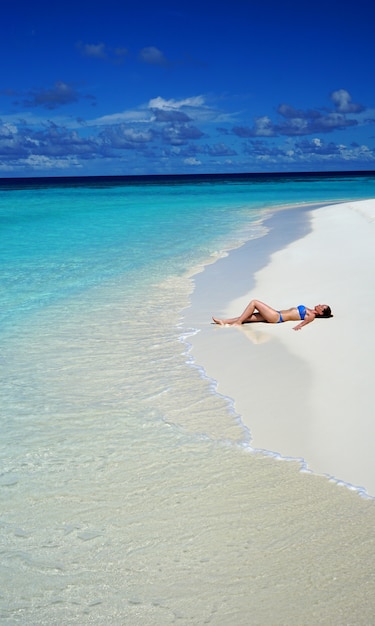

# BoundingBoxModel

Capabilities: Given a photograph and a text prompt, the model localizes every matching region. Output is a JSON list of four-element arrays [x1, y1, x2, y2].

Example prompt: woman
[[212, 299, 333, 331]]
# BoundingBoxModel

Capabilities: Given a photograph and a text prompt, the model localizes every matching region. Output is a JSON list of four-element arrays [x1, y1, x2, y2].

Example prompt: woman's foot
[[212, 316, 241, 326], [212, 316, 225, 325]]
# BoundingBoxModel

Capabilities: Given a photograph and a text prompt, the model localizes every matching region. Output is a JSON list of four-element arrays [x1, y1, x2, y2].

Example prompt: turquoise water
[[0, 179, 268, 332], [1, 173, 375, 624], [2, 173, 374, 333]]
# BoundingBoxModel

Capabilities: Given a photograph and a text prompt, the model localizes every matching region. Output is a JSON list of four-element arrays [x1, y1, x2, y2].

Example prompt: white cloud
[[338, 143, 374, 161], [0, 122, 18, 136], [80, 43, 107, 59], [88, 95, 209, 129], [149, 96, 205, 110], [148, 95, 234, 125], [139, 47, 168, 66], [77, 42, 128, 63], [330, 89, 364, 114], [252, 116, 274, 136], [121, 128, 153, 142], [184, 157, 202, 166], [88, 110, 152, 127], [10, 155, 81, 170]]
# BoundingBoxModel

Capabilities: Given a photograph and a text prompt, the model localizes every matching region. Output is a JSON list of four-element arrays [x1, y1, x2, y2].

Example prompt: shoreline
[[185, 199, 375, 497]]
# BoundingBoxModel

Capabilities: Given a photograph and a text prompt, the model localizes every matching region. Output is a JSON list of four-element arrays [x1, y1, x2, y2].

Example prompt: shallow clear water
[[1, 173, 375, 624]]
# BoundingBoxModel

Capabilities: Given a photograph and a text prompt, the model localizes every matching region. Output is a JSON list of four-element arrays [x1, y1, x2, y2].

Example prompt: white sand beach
[[188, 199, 375, 496]]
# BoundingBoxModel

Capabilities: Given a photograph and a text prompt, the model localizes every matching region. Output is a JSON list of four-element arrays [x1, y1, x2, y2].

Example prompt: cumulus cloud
[[161, 124, 204, 145], [0, 122, 18, 138], [243, 140, 286, 158], [5, 81, 96, 110], [100, 124, 154, 149], [233, 91, 363, 138], [147, 95, 227, 125], [295, 138, 341, 155], [0, 121, 100, 161], [20, 155, 79, 170], [87, 94, 216, 133], [206, 143, 237, 156], [330, 89, 364, 114], [242, 137, 375, 166], [233, 116, 274, 138], [25, 82, 83, 109], [143, 95, 207, 145], [79, 42, 108, 59], [277, 110, 357, 136], [184, 157, 202, 166], [77, 42, 128, 63], [139, 47, 169, 66], [173, 142, 236, 158], [1, 88, 372, 174]]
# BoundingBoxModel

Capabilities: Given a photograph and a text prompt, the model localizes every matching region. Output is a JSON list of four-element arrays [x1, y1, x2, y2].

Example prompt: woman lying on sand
[[212, 299, 333, 331]]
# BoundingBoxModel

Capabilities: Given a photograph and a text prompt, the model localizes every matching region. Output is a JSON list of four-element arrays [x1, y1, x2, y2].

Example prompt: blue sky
[[1, 0, 375, 177]]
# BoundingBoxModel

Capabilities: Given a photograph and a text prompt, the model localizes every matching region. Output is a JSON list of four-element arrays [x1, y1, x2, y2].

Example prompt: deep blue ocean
[[1, 172, 375, 624]]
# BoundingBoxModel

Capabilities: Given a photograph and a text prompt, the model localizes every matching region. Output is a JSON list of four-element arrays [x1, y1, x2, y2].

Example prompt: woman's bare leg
[[213, 299, 280, 325], [212, 313, 263, 325]]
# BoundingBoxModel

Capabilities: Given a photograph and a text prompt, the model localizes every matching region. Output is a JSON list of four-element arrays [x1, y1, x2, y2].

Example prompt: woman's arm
[[293, 310, 316, 331]]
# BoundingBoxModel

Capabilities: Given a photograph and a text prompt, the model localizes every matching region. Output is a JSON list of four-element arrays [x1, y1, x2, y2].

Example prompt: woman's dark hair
[[317, 305, 333, 318]]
